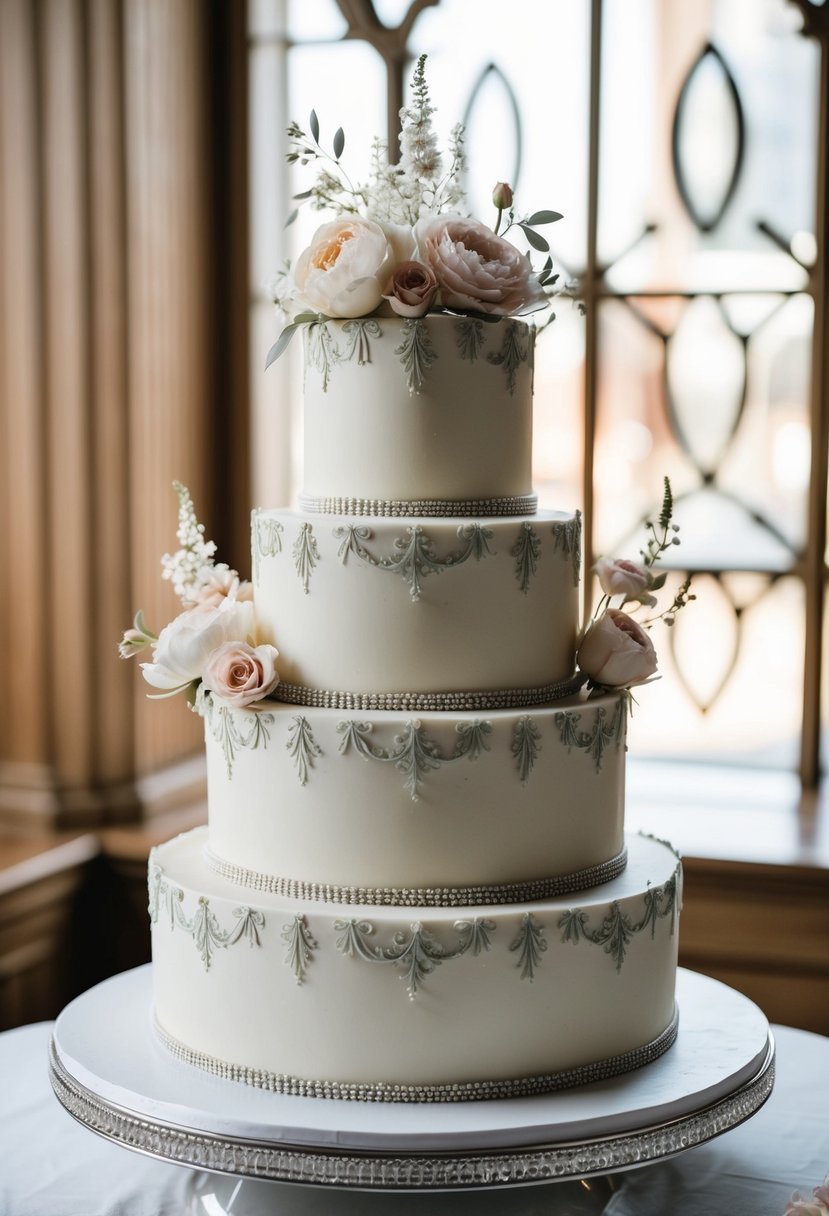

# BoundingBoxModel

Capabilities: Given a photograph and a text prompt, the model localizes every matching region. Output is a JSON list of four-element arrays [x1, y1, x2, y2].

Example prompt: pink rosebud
[[594, 557, 656, 607], [382, 260, 438, 318], [202, 640, 279, 708], [577, 609, 658, 689], [492, 181, 513, 210]]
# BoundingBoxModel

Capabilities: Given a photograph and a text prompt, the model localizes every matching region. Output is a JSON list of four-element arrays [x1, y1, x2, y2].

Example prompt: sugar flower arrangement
[[577, 478, 694, 694], [119, 483, 279, 709], [783, 1177, 829, 1216], [266, 54, 564, 369]]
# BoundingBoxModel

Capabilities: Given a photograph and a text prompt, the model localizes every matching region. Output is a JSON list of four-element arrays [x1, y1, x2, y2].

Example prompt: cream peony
[[594, 557, 656, 607], [292, 217, 400, 318], [382, 260, 438, 318], [577, 609, 658, 689], [202, 640, 279, 707], [141, 598, 256, 693], [784, 1188, 829, 1216], [414, 214, 546, 316], [190, 565, 254, 611]]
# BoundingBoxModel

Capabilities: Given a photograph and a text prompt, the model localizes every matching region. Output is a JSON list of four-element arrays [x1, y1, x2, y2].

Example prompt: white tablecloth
[[0, 1020, 827, 1216]]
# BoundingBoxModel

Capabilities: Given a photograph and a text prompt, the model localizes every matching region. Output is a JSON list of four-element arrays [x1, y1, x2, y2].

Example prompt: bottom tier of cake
[[149, 829, 681, 1103]]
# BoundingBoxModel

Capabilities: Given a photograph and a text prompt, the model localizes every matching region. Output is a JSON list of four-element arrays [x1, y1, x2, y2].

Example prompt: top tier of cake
[[300, 315, 535, 514]]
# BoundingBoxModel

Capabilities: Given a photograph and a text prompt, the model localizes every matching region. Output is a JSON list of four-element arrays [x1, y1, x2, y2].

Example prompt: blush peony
[[577, 609, 658, 689], [292, 217, 400, 318], [202, 641, 280, 708], [141, 598, 256, 693], [414, 214, 546, 316]]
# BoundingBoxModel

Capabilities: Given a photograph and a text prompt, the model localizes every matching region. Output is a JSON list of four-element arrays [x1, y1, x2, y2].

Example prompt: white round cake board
[[49, 964, 773, 1190]]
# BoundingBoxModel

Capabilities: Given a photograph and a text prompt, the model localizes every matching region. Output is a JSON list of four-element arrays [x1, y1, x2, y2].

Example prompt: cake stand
[[49, 965, 773, 1209]]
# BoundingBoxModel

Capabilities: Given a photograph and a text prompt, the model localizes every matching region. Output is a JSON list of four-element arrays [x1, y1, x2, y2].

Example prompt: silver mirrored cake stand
[[49, 965, 774, 1212]]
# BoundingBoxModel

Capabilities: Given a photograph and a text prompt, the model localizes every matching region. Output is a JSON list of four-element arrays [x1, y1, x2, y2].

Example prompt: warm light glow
[[772, 419, 811, 494]]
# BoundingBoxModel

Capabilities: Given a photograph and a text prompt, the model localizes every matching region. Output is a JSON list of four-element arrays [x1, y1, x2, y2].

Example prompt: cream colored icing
[[151, 830, 680, 1094], [252, 509, 579, 694], [302, 316, 534, 504], [202, 694, 627, 895]]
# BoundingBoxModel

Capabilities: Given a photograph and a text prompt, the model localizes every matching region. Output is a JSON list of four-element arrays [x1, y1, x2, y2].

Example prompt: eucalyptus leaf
[[265, 323, 301, 370], [527, 210, 563, 225], [293, 189, 313, 200], [519, 224, 550, 253], [333, 126, 345, 159], [284, 208, 299, 228], [309, 109, 320, 143]]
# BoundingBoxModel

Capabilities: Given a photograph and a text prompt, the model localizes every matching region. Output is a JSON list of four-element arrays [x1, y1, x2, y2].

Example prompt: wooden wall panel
[[0, 0, 55, 823]]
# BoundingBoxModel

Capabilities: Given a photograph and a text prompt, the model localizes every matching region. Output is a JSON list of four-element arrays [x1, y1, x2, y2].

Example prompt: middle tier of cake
[[201, 692, 628, 903], [252, 508, 581, 700]]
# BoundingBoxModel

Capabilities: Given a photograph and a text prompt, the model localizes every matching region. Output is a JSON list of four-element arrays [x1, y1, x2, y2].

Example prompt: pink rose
[[414, 214, 546, 316], [292, 217, 398, 318], [577, 609, 658, 688], [594, 557, 656, 607], [202, 640, 280, 708], [382, 260, 438, 318]]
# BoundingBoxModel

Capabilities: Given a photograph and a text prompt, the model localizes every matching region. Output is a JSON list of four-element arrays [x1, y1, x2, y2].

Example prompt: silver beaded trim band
[[202, 845, 629, 908], [272, 672, 586, 712], [297, 492, 539, 518], [151, 1006, 679, 1104]]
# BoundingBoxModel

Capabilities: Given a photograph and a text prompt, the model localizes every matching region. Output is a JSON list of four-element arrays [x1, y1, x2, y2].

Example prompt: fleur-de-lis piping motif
[[555, 697, 627, 773], [512, 522, 541, 594], [333, 522, 495, 602], [282, 914, 318, 985], [293, 522, 319, 594], [336, 718, 493, 801], [512, 715, 542, 784], [333, 917, 496, 999], [509, 913, 547, 981], [559, 865, 680, 972], [394, 318, 438, 392]]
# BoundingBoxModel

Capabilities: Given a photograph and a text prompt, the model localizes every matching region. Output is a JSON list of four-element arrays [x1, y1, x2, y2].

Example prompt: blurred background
[[0, 0, 827, 1033]]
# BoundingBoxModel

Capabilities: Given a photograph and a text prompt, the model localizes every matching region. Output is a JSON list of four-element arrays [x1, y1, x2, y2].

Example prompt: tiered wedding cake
[[126, 60, 685, 1103]]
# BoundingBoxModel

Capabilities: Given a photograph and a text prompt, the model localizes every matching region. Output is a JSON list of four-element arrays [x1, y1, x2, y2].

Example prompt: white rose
[[202, 641, 280, 707], [292, 217, 398, 318], [414, 214, 546, 316], [594, 557, 656, 607], [190, 565, 253, 611], [577, 609, 658, 689], [141, 598, 256, 693]]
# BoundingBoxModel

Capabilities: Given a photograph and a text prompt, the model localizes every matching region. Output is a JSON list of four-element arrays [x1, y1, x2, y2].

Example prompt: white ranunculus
[[414, 213, 546, 316], [202, 641, 280, 707], [577, 609, 658, 689], [292, 217, 400, 318], [141, 598, 256, 693]]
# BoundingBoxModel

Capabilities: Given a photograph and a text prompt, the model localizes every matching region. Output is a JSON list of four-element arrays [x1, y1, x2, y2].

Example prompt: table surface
[[1, 1012, 827, 1216]]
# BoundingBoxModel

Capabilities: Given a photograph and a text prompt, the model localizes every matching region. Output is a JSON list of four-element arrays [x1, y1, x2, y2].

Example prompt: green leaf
[[518, 224, 550, 253], [649, 571, 668, 591], [309, 109, 320, 143], [527, 210, 563, 225], [284, 208, 299, 228], [293, 189, 313, 200], [333, 126, 345, 159], [265, 323, 301, 370]]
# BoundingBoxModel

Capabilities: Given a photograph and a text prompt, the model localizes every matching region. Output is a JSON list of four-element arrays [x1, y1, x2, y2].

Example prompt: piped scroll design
[[512, 715, 542, 784], [293, 522, 320, 594], [395, 318, 438, 392], [455, 316, 486, 361], [282, 914, 318, 985], [200, 690, 274, 780], [487, 320, 531, 394], [333, 522, 495, 602], [512, 522, 541, 593], [286, 715, 322, 785], [555, 697, 627, 772], [559, 866, 680, 972], [552, 511, 582, 587], [510, 912, 547, 981], [333, 916, 495, 999], [148, 857, 265, 972], [336, 718, 493, 800]]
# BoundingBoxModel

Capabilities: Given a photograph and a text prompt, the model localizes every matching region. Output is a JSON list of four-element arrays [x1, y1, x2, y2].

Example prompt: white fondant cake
[[148, 314, 684, 1101]]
